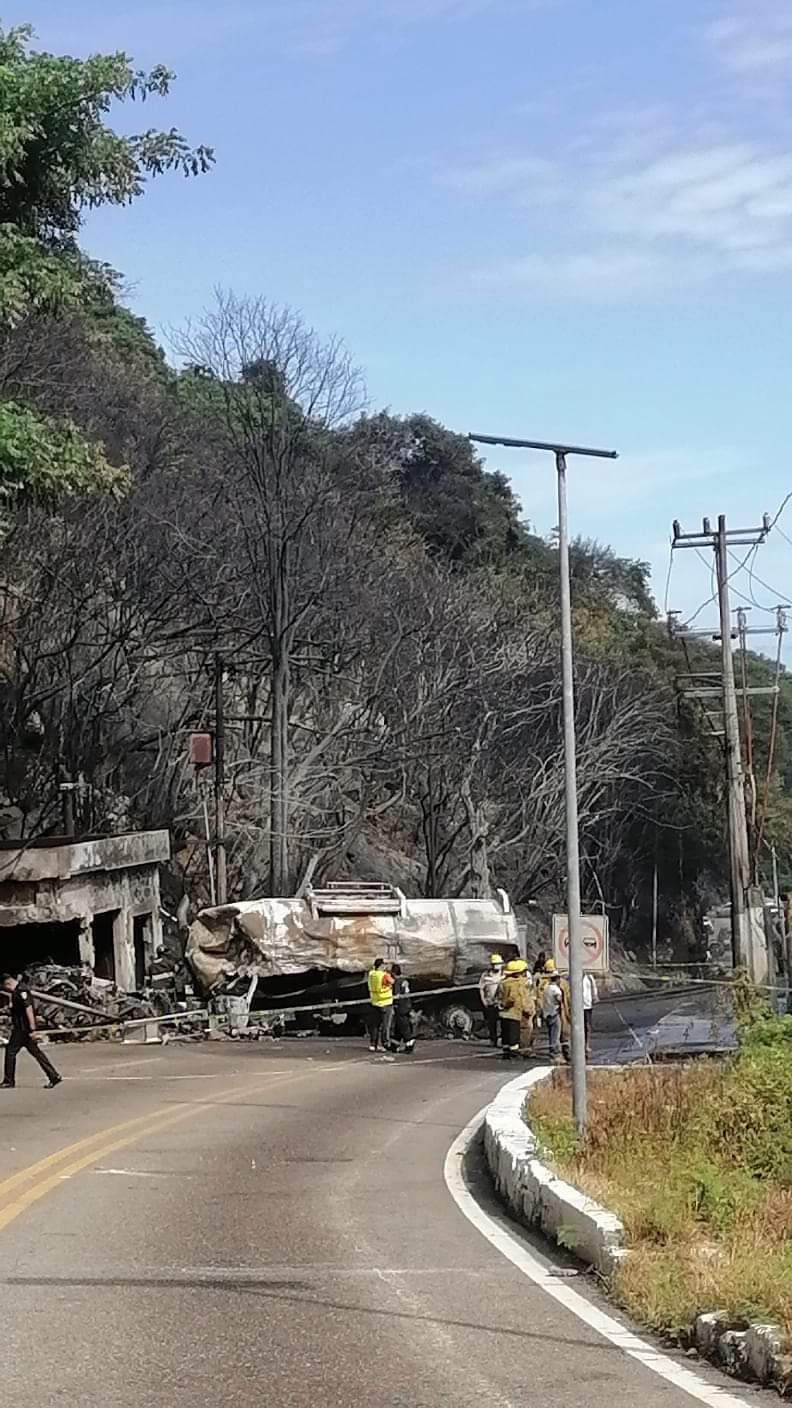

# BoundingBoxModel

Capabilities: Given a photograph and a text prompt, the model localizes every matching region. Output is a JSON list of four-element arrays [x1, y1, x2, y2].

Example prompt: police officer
[[1, 974, 62, 1089]]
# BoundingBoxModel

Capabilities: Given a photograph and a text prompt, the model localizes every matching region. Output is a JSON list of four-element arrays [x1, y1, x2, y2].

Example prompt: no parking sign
[[552, 913, 609, 975]]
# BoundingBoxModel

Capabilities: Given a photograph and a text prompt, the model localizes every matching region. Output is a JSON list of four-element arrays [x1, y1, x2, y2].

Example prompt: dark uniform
[[392, 972, 415, 1052], [3, 983, 61, 1088]]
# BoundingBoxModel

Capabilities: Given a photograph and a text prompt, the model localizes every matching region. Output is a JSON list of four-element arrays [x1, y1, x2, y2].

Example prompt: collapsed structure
[[0, 831, 170, 990], [186, 881, 520, 996]]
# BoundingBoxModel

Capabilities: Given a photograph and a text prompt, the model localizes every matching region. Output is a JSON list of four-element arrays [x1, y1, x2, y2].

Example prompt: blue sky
[[8, 0, 792, 635]]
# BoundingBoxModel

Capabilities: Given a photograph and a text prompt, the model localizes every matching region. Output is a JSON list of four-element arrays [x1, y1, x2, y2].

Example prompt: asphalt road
[[0, 1037, 764, 1408]]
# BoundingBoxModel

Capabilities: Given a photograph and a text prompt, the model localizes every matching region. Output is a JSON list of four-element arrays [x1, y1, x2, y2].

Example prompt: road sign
[[552, 913, 609, 975]]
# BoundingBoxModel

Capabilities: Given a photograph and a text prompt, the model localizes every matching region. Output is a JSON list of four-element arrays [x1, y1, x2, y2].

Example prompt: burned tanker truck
[[186, 881, 521, 1035]]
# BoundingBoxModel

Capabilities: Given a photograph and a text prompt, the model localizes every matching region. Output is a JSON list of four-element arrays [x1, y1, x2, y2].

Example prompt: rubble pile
[[0, 961, 195, 1041]]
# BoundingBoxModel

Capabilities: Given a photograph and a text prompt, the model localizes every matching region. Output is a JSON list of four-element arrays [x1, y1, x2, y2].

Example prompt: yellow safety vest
[[368, 968, 393, 1008]]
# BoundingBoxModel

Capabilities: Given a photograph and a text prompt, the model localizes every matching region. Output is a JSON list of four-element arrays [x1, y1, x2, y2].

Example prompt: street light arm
[[468, 433, 618, 459]]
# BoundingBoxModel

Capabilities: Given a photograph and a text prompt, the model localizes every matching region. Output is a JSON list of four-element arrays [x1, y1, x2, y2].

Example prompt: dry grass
[[529, 1049, 792, 1344]]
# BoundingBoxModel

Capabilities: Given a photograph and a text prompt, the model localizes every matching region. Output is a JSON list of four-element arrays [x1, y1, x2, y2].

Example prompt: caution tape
[[16, 968, 791, 1045]]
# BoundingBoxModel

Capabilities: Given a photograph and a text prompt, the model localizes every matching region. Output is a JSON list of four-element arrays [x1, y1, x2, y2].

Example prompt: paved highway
[[0, 1039, 762, 1407]]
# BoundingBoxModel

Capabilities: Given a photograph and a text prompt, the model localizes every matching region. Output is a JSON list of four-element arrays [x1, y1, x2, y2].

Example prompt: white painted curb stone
[[484, 1066, 789, 1395], [483, 1066, 625, 1274]]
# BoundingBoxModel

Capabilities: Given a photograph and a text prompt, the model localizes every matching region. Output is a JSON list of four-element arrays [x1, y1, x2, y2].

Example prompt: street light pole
[[469, 432, 618, 1135]]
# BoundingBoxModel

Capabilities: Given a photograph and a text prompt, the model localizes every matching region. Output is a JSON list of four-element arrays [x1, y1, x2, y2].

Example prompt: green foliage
[[0, 224, 99, 325], [0, 23, 213, 239], [0, 21, 210, 512], [0, 400, 127, 513], [349, 412, 529, 562], [530, 1052, 792, 1338]]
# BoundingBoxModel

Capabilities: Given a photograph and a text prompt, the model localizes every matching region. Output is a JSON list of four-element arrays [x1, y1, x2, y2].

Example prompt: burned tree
[[174, 293, 378, 893]]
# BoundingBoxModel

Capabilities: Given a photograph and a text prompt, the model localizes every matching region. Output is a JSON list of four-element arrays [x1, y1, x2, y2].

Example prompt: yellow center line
[[0, 1054, 362, 1236], [0, 1068, 300, 1206]]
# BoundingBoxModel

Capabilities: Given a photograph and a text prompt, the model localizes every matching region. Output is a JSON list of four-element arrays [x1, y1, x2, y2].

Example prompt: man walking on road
[[366, 958, 395, 1053], [478, 953, 504, 1045], [1, 974, 61, 1089]]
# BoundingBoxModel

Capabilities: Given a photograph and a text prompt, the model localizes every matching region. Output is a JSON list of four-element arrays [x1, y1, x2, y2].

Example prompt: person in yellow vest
[[367, 958, 395, 1053], [497, 959, 533, 1060]]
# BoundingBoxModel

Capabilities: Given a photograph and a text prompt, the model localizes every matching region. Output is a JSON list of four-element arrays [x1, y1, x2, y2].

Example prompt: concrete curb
[[483, 1066, 625, 1275], [484, 1066, 790, 1396]]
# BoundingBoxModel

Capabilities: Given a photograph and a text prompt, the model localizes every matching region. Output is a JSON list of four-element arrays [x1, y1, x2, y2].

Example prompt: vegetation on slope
[[530, 996, 792, 1339], [0, 19, 789, 943]]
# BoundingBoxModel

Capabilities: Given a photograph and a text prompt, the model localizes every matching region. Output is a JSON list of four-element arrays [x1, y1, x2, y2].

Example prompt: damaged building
[[0, 830, 171, 990]]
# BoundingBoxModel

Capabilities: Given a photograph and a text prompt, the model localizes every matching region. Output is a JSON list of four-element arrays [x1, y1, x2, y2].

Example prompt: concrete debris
[[0, 961, 196, 1040]]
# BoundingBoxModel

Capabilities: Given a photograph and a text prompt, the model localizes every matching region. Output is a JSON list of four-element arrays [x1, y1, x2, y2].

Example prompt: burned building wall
[[0, 832, 169, 991]]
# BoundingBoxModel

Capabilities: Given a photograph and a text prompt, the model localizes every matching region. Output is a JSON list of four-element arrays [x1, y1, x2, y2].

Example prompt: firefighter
[[478, 953, 504, 1045], [497, 959, 532, 1060]]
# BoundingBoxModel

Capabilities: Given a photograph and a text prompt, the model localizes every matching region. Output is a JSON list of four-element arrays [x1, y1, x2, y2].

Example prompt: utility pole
[[469, 433, 618, 1135], [715, 516, 752, 968], [214, 652, 227, 906], [671, 514, 772, 973], [651, 860, 658, 969]]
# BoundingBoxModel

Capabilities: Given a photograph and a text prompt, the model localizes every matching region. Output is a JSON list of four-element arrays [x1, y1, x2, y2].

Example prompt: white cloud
[[271, 0, 525, 53], [476, 249, 668, 300], [705, 8, 792, 74], [441, 155, 557, 194], [459, 132, 792, 297], [590, 141, 792, 265]]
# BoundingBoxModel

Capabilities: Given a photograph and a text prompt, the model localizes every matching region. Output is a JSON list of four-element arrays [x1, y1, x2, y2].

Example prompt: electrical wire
[[755, 615, 785, 861], [769, 490, 792, 531], [693, 546, 759, 612], [736, 609, 757, 852], [727, 547, 790, 611], [662, 540, 674, 618], [681, 543, 756, 629], [679, 633, 722, 741]]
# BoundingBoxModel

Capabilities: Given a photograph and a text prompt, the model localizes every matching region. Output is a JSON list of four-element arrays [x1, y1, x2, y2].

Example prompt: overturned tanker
[[186, 881, 520, 1002]]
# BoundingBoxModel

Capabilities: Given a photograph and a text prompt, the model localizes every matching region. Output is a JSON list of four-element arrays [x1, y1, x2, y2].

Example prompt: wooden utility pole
[[715, 516, 752, 968], [214, 652, 227, 906], [671, 514, 772, 973]]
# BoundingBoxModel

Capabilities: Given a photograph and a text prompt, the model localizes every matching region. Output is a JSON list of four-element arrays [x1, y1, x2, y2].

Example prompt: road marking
[[93, 1168, 183, 1179], [444, 1093, 753, 1408], [0, 1101, 212, 1233], [0, 1058, 359, 1234], [76, 1057, 166, 1073], [0, 1068, 300, 1207]]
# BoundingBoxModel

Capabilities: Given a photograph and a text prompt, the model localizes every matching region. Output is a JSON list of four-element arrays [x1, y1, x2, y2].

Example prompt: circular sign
[[556, 920, 604, 963]]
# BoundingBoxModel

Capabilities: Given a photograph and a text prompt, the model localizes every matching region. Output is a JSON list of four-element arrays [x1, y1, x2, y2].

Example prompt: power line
[[726, 547, 790, 612], [775, 521, 792, 552], [755, 608, 787, 865], [696, 546, 759, 612], [769, 490, 792, 531], [682, 542, 756, 629], [662, 541, 675, 617]]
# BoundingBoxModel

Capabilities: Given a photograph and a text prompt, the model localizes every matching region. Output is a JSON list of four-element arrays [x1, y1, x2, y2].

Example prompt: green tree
[[0, 21, 212, 506], [0, 24, 213, 241]]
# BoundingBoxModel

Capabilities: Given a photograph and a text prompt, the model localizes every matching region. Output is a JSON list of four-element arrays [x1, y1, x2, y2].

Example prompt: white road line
[[76, 1058, 166, 1074], [443, 1094, 754, 1408]]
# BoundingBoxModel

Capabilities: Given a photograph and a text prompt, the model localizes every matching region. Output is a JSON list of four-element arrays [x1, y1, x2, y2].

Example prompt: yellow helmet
[[544, 958, 557, 973], [505, 958, 528, 973], [489, 953, 503, 966]]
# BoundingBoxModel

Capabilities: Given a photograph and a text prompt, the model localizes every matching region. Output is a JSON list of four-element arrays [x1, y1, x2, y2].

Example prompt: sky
[[7, 0, 792, 641]]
